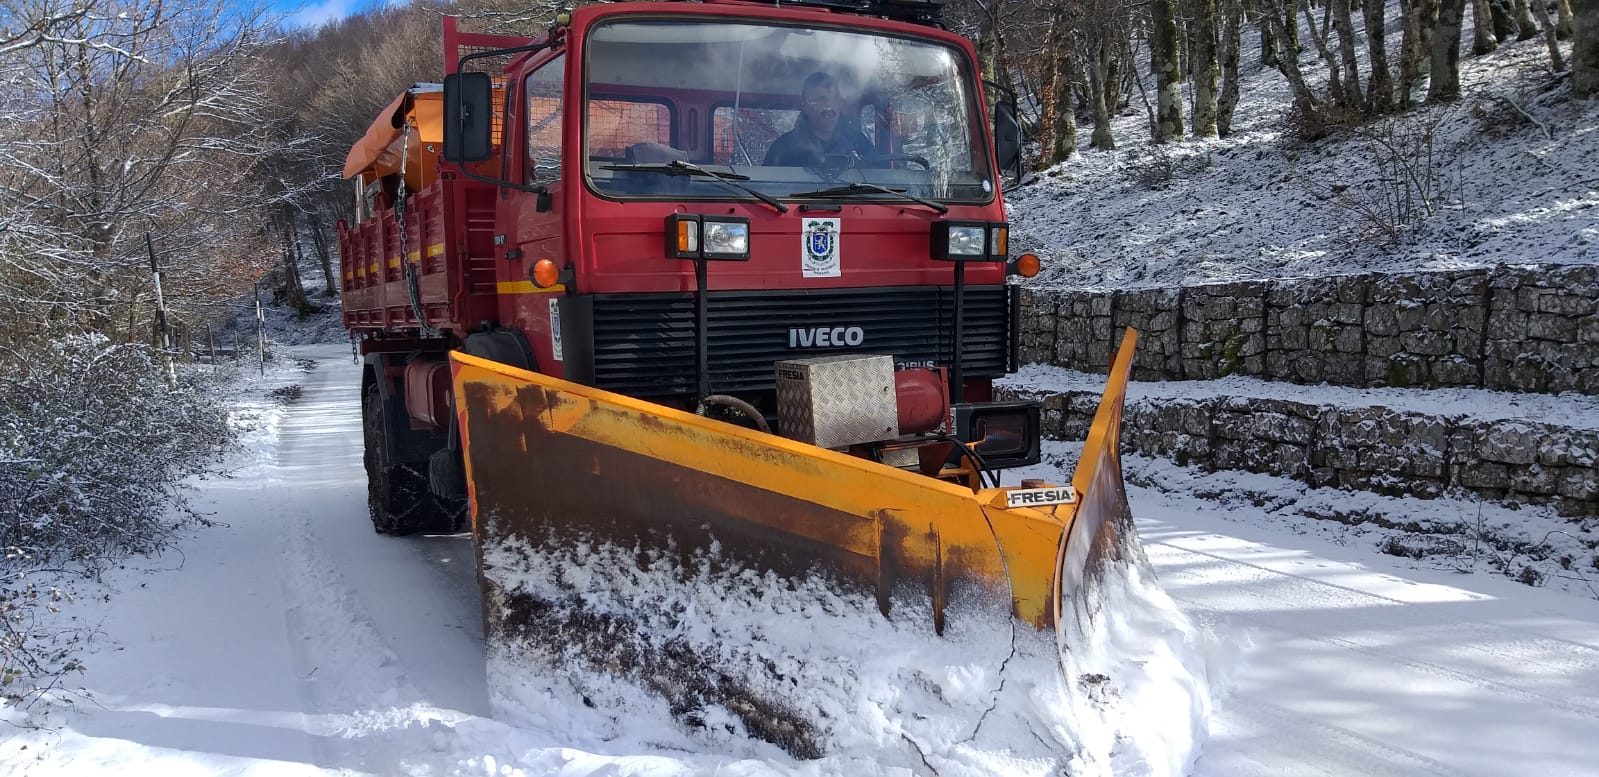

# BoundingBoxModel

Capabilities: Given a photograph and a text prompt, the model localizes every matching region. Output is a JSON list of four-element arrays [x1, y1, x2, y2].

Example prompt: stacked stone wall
[[1020, 265, 1599, 394], [999, 387, 1599, 518]]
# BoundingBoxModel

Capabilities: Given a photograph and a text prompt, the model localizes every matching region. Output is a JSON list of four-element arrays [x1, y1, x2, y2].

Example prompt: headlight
[[948, 226, 986, 256], [931, 221, 1008, 261], [951, 400, 1041, 468], [665, 215, 751, 261], [702, 219, 750, 259]]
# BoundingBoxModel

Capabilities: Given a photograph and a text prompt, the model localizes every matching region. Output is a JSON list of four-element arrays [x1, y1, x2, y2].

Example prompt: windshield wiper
[[786, 181, 949, 214], [600, 160, 788, 214]]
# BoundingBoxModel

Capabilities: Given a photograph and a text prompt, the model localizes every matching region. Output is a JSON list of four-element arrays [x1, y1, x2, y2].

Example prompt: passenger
[[762, 71, 875, 167]]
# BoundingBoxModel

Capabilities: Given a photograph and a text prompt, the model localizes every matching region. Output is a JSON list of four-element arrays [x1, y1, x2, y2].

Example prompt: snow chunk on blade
[[1056, 511, 1218, 777]]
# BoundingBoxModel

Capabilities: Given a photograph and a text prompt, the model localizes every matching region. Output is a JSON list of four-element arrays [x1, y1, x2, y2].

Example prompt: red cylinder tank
[[894, 367, 950, 435]]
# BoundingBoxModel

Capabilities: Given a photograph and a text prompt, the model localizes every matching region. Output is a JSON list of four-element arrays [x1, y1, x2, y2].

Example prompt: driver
[[762, 71, 875, 167]]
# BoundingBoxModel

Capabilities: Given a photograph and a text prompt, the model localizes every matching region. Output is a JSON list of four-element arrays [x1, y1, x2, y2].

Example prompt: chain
[[396, 120, 439, 338]]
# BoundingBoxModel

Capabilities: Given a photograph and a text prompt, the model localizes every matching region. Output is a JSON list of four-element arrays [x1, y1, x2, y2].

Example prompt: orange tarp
[[343, 88, 445, 191]]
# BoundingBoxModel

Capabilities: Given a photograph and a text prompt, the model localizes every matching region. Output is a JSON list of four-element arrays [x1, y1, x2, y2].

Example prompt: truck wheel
[[362, 383, 438, 535]]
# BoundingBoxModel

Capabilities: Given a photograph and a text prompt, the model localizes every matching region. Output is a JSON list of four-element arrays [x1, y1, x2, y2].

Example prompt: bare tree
[[1306, 0, 1353, 106], [1530, 0, 1568, 70], [1332, 0, 1366, 112], [1367, 0, 1397, 112], [1189, 0, 1221, 136], [1, 0, 284, 339], [1574, 0, 1599, 96], [1043, 0, 1079, 163], [1264, 0, 1326, 127], [1430, 0, 1467, 101], [1400, 0, 1439, 108], [1473, 0, 1501, 53], [1217, 0, 1244, 135], [1511, 0, 1542, 38], [1150, 0, 1185, 141]]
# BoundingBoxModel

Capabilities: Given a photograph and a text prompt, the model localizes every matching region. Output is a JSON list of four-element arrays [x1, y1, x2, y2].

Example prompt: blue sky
[[271, 0, 395, 30]]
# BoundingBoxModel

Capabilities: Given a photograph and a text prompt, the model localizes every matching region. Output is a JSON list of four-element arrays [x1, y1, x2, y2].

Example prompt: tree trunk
[[1286, 0, 1302, 62], [1262, 17, 1280, 66], [1306, 0, 1351, 106], [1367, 0, 1397, 111], [1558, 0, 1576, 38], [1430, 0, 1467, 100], [1576, 0, 1599, 96], [1192, 0, 1222, 136], [309, 213, 338, 294], [1218, 0, 1245, 135], [1089, 41, 1118, 149], [1473, 0, 1501, 52], [1266, 0, 1324, 122], [1532, 0, 1569, 68], [978, 3, 1001, 93], [1333, 0, 1366, 111], [1400, 0, 1439, 107], [1489, 0, 1518, 39], [1044, 5, 1079, 163], [278, 216, 309, 315], [1511, 0, 1542, 37], [1151, 0, 1185, 142]]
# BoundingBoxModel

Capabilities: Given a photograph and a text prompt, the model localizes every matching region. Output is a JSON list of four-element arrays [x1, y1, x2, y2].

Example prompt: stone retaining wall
[[1020, 265, 1599, 394], [998, 387, 1599, 518]]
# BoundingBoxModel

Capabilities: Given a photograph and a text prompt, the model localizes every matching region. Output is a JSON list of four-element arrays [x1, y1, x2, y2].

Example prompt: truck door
[[498, 52, 569, 375]]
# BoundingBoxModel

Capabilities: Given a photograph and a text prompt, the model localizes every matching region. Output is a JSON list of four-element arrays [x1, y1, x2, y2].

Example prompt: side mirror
[[443, 71, 493, 163], [993, 101, 1022, 180]]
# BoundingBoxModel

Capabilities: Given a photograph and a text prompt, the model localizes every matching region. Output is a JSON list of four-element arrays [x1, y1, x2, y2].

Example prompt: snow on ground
[[3, 350, 1597, 776], [1009, 30, 1599, 291], [1003, 362, 1599, 431], [1006, 443, 1599, 777]]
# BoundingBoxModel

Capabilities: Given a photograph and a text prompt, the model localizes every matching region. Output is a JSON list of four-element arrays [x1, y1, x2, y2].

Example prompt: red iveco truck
[[339, 0, 1042, 534]]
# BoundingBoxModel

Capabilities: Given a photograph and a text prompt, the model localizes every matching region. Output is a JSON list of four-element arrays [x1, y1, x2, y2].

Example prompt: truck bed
[[339, 175, 500, 336]]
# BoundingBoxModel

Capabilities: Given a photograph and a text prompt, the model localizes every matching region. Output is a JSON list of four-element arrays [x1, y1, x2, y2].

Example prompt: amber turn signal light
[[531, 258, 561, 288], [1014, 253, 1041, 278]]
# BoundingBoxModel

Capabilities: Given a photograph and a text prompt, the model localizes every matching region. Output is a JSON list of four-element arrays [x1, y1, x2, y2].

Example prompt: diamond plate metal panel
[[775, 355, 899, 448]]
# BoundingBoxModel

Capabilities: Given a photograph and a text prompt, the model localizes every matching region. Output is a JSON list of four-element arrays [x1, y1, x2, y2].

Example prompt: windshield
[[582, 19, 992, 203]]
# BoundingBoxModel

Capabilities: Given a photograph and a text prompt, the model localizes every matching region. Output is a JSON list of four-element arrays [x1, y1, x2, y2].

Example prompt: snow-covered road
[[5, 348, 1598, 775]]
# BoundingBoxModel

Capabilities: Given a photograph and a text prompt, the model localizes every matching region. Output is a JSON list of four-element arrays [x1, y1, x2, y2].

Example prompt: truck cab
[[341, 0, 1039, 533]]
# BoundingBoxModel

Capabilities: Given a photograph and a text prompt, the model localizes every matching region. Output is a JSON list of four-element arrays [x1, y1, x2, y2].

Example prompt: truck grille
[[588, 285, 1012, 399]]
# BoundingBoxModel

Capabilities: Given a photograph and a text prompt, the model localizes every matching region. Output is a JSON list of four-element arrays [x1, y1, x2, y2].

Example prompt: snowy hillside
[[1010, 37, 1599, 291]]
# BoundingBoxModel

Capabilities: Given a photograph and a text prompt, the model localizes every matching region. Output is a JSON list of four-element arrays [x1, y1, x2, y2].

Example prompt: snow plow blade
[[450, 330, 1141, 634], [449, 330, 1142, 747]]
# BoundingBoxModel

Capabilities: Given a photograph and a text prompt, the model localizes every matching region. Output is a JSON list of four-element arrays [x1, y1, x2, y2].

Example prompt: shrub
[[1, 333, 235, 701]]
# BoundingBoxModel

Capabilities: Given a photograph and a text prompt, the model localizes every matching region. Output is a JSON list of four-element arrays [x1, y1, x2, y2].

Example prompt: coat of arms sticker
[[801, 218, 841, 278]]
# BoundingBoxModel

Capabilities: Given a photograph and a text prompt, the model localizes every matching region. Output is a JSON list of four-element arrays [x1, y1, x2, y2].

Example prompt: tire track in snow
[[268, 355, 471, 774], [1144, 533, 1599, 777], [1148, 536, 1599, 721], [1205, 699, 1473, 777]]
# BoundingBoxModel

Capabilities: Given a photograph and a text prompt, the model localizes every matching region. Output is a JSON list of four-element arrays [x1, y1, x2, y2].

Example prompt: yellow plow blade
[[448, 329, 1142, 754], [450, 331, 1141, 634]]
